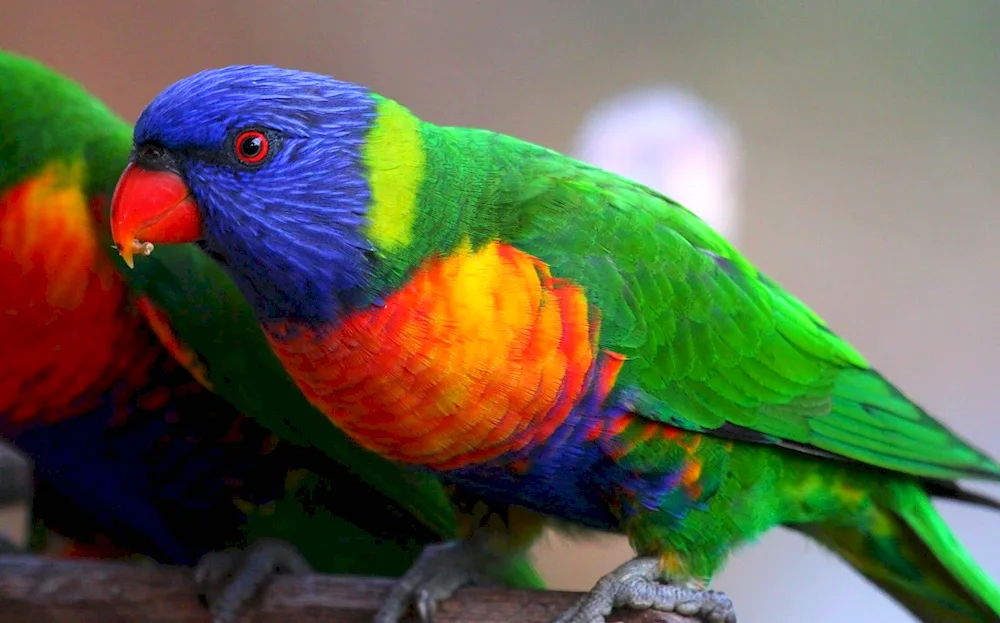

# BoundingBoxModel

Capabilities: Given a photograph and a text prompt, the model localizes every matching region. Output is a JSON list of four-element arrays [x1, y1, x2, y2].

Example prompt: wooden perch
[[0, 554, 700, 623]]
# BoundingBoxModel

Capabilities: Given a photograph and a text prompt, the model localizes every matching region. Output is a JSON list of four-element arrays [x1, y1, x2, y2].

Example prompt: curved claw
[[416, 588, 438, 623], [552, 557, 737, 623], [195, 537, 313, 623], [373, 539, 499, 623]]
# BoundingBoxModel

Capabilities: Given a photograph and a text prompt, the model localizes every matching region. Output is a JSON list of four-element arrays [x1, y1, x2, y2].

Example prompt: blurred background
[[2, 2, 999, 621]]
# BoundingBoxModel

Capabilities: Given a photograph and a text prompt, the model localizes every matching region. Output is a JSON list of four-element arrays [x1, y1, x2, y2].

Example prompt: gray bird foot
[[372, 539, 501, 623], [0, 443, 33, 510], [552, 557, 736, 623], [194, 537, 313, 623]]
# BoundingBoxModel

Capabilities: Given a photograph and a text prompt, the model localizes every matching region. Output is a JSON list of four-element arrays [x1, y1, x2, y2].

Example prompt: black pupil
[[240, 134, 263, 158]]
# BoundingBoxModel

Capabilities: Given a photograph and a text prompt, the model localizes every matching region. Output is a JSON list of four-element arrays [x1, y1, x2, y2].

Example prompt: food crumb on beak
[[134, 240, 155, 257], [114, 239, 156, 270]]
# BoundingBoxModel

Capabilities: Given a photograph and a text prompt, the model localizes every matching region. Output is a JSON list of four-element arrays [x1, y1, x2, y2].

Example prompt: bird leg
[[194, 537, 313, 623], [372, 538, 506, 623], [552, 557, 737, 623], [0, 444, 32, 509]]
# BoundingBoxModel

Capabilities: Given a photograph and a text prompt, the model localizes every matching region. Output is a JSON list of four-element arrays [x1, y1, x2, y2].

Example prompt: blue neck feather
[[133, 65, 383, 332]]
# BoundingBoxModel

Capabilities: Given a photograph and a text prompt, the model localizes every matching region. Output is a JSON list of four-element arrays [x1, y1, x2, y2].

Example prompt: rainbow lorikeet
[[0, 51, 545, 622], [109, 64, 1000, 623]]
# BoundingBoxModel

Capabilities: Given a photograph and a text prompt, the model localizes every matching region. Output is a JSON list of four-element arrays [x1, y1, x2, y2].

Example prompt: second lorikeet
[[570, 85, 741, 242], [0, 50, 546, 622], [110, 64, 1000, 623]]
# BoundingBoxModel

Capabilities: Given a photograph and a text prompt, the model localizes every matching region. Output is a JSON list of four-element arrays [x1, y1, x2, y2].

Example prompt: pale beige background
[[1, 3, 999, 622]]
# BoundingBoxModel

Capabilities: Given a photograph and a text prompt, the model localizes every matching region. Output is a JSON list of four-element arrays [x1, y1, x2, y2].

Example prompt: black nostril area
[[132, 143, 179, 173]]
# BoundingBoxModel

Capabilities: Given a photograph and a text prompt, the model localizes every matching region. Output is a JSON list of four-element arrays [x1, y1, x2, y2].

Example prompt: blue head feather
[[133, 65, 379, 330]]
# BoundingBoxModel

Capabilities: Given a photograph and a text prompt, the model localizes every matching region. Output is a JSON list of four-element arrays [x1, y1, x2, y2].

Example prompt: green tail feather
[[797, 481, 1000, 622]]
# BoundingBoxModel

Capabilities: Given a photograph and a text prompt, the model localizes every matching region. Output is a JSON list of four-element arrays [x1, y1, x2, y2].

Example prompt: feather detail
[[134, 296, 213, 390], [268, 239, 597, 470]]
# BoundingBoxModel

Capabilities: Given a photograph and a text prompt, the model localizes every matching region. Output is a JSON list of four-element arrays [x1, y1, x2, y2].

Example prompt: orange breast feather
[[268, 240, 603, 470]]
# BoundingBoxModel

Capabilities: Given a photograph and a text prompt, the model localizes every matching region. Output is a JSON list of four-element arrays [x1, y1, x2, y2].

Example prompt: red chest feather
[[0, 165, 153, 425]]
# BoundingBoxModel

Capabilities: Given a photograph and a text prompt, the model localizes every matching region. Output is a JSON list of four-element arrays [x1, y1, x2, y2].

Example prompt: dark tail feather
[[925, 479, 1000, 512]]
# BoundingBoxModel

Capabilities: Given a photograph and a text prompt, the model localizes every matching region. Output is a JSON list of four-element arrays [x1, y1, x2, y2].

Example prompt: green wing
[[495, 140, 1000, 482], [113, 241, 458, 539]]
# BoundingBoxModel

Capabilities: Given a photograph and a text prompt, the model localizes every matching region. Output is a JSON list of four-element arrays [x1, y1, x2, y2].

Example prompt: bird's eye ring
[[234, 130, 269, 165]]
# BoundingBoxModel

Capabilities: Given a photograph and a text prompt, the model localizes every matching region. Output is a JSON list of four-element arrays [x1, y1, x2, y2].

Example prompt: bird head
[[110, 65, 380, 325]]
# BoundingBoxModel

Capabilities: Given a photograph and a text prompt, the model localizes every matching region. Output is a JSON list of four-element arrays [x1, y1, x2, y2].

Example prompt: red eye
[[234, 130, 269, 164]]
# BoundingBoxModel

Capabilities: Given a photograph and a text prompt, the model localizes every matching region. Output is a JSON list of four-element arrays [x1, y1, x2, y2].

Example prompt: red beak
[[110, 163, 203, 269]]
